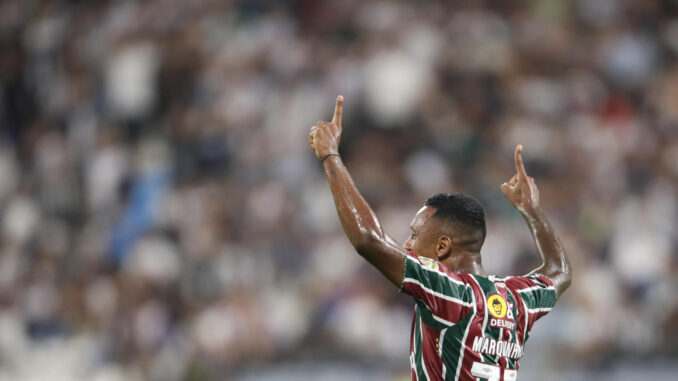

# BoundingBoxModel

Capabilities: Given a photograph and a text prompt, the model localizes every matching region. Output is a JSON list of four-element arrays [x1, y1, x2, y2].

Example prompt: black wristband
[[321, 153, 340, 162]]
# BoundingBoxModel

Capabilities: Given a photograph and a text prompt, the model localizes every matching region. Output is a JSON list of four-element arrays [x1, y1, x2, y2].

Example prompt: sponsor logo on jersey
[[487, 294, 507, 318], [418, 256, 439, 271], [490, 317, 515, 330], [487, 294, 515, 329]]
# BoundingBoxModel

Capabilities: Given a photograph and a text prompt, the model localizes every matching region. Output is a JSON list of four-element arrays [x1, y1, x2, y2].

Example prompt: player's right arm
[[500, 145, 572, 299], [308, 96, 405, 287]]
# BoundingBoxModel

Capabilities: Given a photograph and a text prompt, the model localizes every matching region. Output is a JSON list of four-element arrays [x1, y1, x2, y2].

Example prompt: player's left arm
[[500, 145, 572, 299], [308, 96, 405, 287]]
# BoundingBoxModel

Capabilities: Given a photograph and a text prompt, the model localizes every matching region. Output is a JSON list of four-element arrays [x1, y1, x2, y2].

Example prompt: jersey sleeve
[[399, 250, 474, 325], [506, 273, 557, 322]]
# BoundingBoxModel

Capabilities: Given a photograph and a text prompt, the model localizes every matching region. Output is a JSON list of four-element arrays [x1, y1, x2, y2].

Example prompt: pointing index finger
[[332, 95, 343, 125], [515, 144, 527, 179]]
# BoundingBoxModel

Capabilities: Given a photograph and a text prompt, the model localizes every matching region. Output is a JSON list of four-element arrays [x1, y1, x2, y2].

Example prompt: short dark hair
[[424, 193, 486, 245]]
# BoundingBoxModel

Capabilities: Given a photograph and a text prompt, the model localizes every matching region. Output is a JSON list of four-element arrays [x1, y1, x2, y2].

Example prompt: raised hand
[[309, 95, 343, 160], [500, 145, 541, 216]]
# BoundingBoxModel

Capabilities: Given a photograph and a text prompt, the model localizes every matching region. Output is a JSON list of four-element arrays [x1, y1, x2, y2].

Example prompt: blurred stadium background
[[0, 0, 677, 380]]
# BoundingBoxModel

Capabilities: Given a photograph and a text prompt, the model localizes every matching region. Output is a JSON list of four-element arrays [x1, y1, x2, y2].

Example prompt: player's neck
[[443, 251, 486, 276]]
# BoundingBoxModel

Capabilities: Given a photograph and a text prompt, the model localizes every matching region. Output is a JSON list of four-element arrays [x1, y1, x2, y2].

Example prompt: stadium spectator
[[0, 0, 676, 379]]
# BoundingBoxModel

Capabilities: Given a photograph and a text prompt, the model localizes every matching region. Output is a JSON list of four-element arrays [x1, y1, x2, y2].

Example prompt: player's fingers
[[528, 176, 539, 195], [501, 174, 518, 188], [500, 185, 519, 200], [515, 144, 527, 180], [310, 134, 319, 155], [501, 175, 517, 193], [332, 95, 343, 125]]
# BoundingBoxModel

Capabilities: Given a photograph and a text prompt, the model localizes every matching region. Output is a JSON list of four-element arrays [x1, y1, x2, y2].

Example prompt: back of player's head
[[424, 193, 486, 250]]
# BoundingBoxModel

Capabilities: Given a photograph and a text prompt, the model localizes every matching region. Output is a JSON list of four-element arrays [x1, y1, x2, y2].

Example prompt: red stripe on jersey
[[526, 310, 549, 331], [506, 283, 529, 351]]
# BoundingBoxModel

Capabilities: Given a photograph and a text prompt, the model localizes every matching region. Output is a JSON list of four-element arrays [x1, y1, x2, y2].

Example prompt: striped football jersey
[[400, 250, 557, 381]]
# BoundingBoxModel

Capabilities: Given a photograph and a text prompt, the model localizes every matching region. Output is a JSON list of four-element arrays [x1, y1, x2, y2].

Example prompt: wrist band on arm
[[321, 153, 340, 162]]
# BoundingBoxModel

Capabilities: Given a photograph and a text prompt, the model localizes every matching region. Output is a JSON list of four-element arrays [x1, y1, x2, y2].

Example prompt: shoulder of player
[[406, 252, 476, 288]]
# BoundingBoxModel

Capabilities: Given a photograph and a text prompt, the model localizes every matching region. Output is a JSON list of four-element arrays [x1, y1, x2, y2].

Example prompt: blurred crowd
[[0, 0, 677, 380]]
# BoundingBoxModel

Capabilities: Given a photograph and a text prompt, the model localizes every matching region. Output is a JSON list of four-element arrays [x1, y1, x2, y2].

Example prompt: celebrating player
[[309, 96, 572, 381]]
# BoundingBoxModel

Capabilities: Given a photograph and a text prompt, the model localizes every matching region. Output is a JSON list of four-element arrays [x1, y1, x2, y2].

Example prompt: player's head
[[404, 193, 486, 261]]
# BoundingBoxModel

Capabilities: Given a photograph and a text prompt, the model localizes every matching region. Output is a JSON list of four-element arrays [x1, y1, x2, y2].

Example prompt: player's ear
[[436, 236, 452, 261]]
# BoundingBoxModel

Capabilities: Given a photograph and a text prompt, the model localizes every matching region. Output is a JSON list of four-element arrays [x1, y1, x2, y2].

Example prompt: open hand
[[500, 145, 541, 216], [309, 96, 343, 159]]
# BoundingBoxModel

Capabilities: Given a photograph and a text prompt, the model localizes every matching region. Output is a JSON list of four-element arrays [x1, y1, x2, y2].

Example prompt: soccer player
[[309, 96, 572, 381]]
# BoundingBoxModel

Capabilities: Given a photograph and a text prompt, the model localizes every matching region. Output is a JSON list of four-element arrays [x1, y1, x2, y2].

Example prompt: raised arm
[[308, 96, 405, 286], [500, 145, 572, 298]]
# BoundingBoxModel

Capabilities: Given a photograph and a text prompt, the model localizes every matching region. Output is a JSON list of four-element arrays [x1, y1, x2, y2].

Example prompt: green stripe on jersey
[[440, 311, 474, 380], [518, 288, 556, 310], [404, 256, 472, 303], [417, 301, 451, 331], [413, 309, 431, 380]]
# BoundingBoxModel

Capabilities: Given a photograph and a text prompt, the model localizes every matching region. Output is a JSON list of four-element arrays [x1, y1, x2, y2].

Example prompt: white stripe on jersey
[[437, 328, 447, 379], [515, 285, 555, 293], [419, 316, 432, 381], [526, 307, 552, 314]]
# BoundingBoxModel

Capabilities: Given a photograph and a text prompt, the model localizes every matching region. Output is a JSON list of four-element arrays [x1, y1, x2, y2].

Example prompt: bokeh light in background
[[0, 0, 677, 380]]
